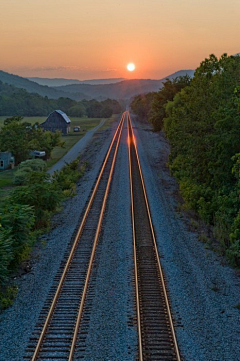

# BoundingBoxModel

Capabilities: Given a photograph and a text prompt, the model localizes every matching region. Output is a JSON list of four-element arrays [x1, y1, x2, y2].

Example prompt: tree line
[[131, 54, 240, 265], [0, 81, 122, 117]]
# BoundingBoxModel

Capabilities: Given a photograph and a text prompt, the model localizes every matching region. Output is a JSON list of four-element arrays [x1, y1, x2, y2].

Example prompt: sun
[[127, 63, 135, 72]]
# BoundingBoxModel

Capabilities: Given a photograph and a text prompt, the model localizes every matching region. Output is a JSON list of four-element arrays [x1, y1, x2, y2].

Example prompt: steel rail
[[128, 117, 144, 361], [68, 112, 125, 360], [30, 112, 126, 361], [127, 111, 181, 361]]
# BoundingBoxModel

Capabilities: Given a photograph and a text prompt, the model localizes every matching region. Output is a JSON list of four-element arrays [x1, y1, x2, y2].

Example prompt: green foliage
[[164, 53, 240, 265], [0, 81, 122, 117], [52, 158, 86, 197], [1, 203, 35, 260], [85, 99, 119, 118], [130, 92, 155, 121], [0, 156, 86, 307], [0, 203, 35, 290], [19, 159, 47, 172], [13, 170, 30, 185], [149, 76, 191, 131], [130, 77, 191, 130], [9, 172, 62, 228], [0, 285, 18, 309], [0, 227, 13, 285], [0, 118, 64, 164], [14, 159, 48, 185]]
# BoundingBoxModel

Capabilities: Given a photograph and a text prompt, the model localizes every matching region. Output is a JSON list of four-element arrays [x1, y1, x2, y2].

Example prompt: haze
[[1, 0, 240, 80]]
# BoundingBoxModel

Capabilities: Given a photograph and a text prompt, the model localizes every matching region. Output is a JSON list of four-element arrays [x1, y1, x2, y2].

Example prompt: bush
[[0, 228, 13, 285], [19, 159, 47, 172], [13, 169, 31, 185], [14, 159, 48, 185], [52, 158, 86, 195]]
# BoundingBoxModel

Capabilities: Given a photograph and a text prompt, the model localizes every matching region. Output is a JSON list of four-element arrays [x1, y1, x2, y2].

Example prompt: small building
[[41, 110, 71, 135], [0, 151, 14, 170]]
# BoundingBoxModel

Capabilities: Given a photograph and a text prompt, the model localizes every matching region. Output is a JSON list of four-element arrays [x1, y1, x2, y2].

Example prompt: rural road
[[48, 118, 106, 175]]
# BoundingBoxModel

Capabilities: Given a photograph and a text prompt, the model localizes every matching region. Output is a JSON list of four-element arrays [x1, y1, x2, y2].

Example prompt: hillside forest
[[0, 81, 122, 117], [131, 54, 240, 265]]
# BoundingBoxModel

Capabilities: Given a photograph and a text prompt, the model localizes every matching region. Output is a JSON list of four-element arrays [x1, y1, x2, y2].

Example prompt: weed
[[0, 285, 18, 310]]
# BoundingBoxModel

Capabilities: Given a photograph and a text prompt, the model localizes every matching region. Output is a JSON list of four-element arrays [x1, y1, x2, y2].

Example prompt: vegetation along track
[[24, 112, 125, 360], [127, 112, 181, 361]]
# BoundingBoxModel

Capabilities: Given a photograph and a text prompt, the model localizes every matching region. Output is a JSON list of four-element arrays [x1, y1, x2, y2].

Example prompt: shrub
[[19, 159, 47, 172]]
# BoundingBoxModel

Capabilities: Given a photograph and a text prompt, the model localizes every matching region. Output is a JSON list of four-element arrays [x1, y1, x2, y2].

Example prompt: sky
[[1, 0, 240, 80]]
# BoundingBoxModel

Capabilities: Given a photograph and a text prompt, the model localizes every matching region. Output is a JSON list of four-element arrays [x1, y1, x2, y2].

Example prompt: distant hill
[[53, 70, 195, 100], [0, 69, 194, 101], [27, 77, 125, 87], [0, 70, 90, 100], [0, 81, 122, 117]]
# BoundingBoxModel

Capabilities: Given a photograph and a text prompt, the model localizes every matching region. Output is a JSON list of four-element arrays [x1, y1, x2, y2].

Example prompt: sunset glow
[[0, 0, 240, 79]]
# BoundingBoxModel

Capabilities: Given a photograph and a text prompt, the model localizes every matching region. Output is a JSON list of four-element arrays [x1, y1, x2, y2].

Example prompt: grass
[[0, 169, 16, 206], [98, 114, 118, 131], [0, 169, 15, 187]]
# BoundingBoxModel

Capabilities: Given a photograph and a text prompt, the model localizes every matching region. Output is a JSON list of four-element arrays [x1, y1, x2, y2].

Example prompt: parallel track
[[25, 112, 125, 361], [25, 110, 181, 360], [128, 112, 181, 361]]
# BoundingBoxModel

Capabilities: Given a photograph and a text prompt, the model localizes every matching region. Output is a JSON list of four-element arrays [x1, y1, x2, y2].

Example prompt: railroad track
[[25, 110, 181, 360], [127, 112, 181, 361], [25, 112, 125, 361]]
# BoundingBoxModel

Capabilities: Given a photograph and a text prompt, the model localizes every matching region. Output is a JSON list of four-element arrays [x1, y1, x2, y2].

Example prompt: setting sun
[[127, 63, 135, 72]]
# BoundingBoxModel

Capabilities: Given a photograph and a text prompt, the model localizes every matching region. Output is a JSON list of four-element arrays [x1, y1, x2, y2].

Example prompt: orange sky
[[1, 0, 240, 80]]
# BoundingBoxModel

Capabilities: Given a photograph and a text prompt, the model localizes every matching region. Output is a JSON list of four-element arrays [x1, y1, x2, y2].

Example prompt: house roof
[[47, 110, 71, 124], [55, 110, 71, 123]]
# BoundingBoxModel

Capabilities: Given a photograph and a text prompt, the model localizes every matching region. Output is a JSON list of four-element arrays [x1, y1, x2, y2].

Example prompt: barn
[[41, 110, 71, 135]]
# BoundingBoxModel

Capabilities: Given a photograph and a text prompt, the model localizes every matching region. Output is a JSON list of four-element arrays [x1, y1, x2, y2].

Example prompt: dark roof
[[47, 110, 71, 124]]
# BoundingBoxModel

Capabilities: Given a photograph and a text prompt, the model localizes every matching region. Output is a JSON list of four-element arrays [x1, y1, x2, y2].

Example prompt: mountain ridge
[[0, 69, 194, 101], [0, 70, 90, 100], [27, 77, 126, 86]]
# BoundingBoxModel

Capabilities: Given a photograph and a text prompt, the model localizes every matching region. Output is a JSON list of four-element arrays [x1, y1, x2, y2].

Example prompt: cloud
[[30, 65, 84, 72]]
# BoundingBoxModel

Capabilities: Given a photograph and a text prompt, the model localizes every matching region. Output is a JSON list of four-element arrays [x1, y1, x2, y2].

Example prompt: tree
[[164, 53, 240, 261], [0, 119, 33, 164], [130, 92, 155, 120], [0, 118, 65, 164], [9, 171, 62, 228], [149, 76, 191, 131]]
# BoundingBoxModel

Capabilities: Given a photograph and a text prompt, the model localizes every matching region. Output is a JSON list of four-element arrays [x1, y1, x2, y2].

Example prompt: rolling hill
[[0, 71, 90, 100], [53, 70, 194, 100], [27, 77, 125, 87], [0, 69, 194, 101]]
